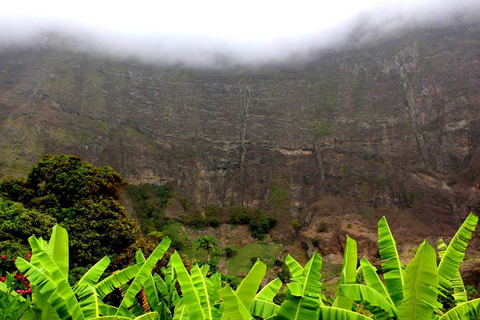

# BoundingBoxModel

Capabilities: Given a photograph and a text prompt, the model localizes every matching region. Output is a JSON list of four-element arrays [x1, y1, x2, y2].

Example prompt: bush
[[224, 247, 238, 258], [317, 221, 328, 233], [249, 216, 277, 239], [290, 219, 301, 231], [221, 274, 239, 290], [228, 206, 251, 225]]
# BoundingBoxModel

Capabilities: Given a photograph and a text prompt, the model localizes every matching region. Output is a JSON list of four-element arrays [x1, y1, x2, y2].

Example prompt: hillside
[[1, 23, 480, 283]]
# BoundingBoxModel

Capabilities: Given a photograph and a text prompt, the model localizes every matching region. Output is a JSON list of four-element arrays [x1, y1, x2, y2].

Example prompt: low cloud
[[1, 0, 479, 68]]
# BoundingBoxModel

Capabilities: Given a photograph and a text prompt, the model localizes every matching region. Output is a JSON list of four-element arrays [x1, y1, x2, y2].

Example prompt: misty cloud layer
[[1, 0, 480, 68]]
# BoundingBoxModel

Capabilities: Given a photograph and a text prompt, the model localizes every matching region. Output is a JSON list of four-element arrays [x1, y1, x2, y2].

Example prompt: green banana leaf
[[437, 213, 478, 292], [285, 255, 304, 278], [360, 258, 395, 307], [117, 237, 171, 314], [437, 239, 467, 304], [136, 251, 161, 312], [170, 252, 205, 320], [95, 263, 143, 299], [92, 312, 160, 319], [250, 278, 282, 319], [275, 253, 323, 320], [19, 236, 85, 320], [76, 284, 102, 318], [333, 236, 357, 310], [46, 225, 69, 279], [318, 306, 372, 319], [220, 285, 252, 320], [191, 264, 221, 319], [396, 241, 438, 320], [339, 284, 397, 319], [440, 298, 480, 320], [235, 259, 266, 309], [275, 295, 320, 320], [172, 300, 189, 320], [74, 256, 111, 292], [378, 216, 405, 307]]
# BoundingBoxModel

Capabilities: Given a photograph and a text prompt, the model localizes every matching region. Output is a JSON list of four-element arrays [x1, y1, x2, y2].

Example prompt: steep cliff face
[[1, 24, 480, 235]]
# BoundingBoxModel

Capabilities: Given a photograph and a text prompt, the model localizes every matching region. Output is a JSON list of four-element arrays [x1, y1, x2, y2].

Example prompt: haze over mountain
[[1, 0, 480, 67]]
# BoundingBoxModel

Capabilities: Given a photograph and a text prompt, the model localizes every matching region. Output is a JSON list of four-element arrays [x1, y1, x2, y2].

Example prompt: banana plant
[[332, 236, 358, 310], [339, 213, 479, 319], [170, 251, 222, 319], [15, 225, 170, 319], [340, 240, 439, 319], [221, 258, 279, 320]]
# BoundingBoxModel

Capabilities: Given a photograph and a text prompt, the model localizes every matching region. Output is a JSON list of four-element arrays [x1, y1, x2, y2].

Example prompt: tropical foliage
[[0, 154, 139, 280], [0, 212, 478, 319]]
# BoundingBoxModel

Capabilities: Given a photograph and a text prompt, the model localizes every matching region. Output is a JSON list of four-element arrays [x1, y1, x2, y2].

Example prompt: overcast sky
[[1, 0, 479, 67]]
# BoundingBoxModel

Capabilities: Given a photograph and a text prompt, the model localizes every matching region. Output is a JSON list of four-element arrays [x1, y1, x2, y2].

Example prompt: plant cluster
[[125, 184, 172, 234], [0, 212, 478, 319], [0, 154, 139, 280]]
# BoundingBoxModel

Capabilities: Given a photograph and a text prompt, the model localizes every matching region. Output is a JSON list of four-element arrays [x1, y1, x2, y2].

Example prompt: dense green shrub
[[249, 216, 277, 240], [125, 184, 172, 234], [0, 154, 139, 272]]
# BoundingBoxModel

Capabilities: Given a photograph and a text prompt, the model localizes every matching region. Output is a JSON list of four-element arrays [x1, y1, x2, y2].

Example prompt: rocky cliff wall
[[1, 24, 480, 229]]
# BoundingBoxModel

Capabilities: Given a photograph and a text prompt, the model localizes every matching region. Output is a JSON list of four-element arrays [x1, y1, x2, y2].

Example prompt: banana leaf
[[92, 312, 160, 319], [438, 239, 467, 304], [285, 255, 304, 278], [339, 284, 397, 319], [275, 295, 320, 320], [137, 251, 161, 312], [95, 263, 143, 299], [76, 284, 102, 318], [437, 213, 478, 292], [191, 264, 221, 319], [220, 285, 252, 320], [378, 216, 405, 307], [333, 236, 357, 310], [20, 236, 85, 320], [440, 298, 480, 320], [46, 225, 69, 279], [396, 241, 438, 320], [235, 259, 266, 309], [318, 306, 372, 319], [250, 278, 282, 319], [360, 258, 395, 307], [74, 256, 110, 292], [171, 252, 205, 319], [117, 237, 171, 314]]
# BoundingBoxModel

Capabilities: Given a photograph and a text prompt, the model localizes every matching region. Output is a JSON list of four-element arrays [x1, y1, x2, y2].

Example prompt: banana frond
[[170, 252, 204, 319], [285, 255, 304, 278], [95, 263, 143, 299], [339, 284, 397, 319], [318, 306, 372, 319], [360, 258, 395, 307], [220, 285, 252, 320], [396, 241, 438, 320], [117, 237, 171, 314], [74, 256, 110, 292], [250, 278, 282, 319], [378, 216, 405, 307], [235, 259, 267, 309], [333, 236, 357, 310], [437, 213, 478, 292], [440, 298, 480, 320]]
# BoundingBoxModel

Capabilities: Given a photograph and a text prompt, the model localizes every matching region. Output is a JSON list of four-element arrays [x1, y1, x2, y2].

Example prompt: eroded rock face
[[1, 26, 480, 247]]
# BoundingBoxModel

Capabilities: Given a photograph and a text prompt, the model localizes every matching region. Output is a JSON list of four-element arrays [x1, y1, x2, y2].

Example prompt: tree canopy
[[0, 154, 139, 276]]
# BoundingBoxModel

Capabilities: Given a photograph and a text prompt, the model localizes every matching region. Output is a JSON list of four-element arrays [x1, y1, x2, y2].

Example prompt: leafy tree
[[0, 154, 139, 275], [195, 236, 218, 261]]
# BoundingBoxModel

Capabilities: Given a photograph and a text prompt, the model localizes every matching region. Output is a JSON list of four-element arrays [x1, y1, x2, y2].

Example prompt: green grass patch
[[225, 242, 283, 276]]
